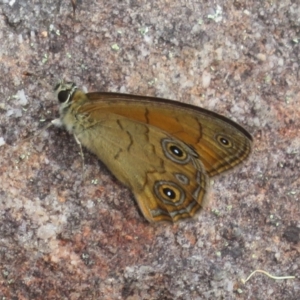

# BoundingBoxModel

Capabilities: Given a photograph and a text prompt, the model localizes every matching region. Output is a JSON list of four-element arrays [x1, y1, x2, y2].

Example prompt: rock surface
[[0, 1, 299, 299]]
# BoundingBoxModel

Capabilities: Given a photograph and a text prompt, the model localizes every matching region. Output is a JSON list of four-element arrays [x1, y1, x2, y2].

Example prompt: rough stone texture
[[0, 0, 299, 299]]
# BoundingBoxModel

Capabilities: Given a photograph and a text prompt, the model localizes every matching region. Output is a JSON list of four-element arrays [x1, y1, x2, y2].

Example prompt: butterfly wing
[[72, 112, 208, 222], [81, 92, 252, 177], [59, 88, 252, 222]]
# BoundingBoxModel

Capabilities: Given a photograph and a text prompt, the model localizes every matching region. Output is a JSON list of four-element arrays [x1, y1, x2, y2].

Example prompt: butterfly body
[[54, 82, 252, 222]]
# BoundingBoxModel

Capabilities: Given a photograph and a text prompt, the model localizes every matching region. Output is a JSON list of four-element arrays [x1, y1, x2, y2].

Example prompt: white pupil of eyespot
[[163, 188, 175, 199]]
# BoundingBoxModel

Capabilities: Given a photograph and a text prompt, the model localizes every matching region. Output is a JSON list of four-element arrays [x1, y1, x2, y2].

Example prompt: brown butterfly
[[52, 82, 252, 222]]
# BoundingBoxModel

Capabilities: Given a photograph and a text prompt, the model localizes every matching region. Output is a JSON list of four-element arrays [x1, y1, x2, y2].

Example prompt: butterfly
[[52, 82, 252, 222]]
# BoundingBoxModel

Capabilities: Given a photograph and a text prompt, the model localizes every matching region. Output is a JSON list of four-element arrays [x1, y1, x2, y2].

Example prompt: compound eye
[[57, 90, 71, 103], [54, 82, 77, 103]]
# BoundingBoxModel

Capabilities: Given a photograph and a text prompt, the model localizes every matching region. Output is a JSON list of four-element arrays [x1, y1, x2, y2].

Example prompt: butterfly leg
[[73, 134, 87, 180]]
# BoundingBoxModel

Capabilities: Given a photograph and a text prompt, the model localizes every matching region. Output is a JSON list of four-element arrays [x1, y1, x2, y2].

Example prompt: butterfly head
[[54, 81, 78, 106]]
